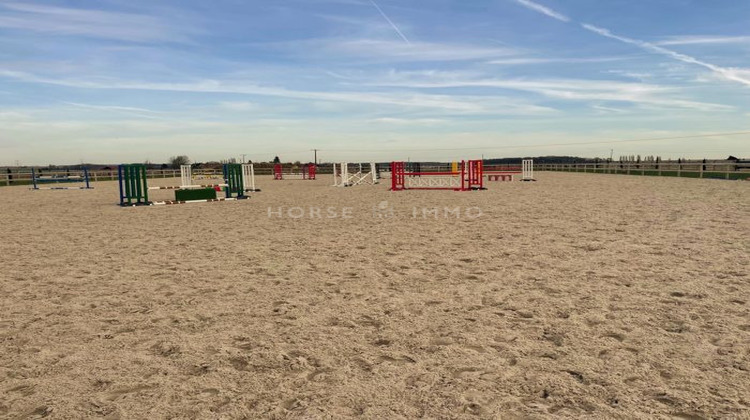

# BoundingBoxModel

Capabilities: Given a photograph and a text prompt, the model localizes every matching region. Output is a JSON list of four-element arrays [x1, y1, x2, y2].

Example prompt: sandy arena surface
[[1, 173, 748, 419]]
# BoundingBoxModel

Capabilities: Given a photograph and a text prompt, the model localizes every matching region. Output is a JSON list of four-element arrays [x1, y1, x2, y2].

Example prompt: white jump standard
[[522, 159, 535, 181]]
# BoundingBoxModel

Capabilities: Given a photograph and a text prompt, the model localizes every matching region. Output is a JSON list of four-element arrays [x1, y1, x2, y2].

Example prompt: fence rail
[[536, 162, 750, 180], [3, 162, 749, 186], [0, 168, 281, 187]]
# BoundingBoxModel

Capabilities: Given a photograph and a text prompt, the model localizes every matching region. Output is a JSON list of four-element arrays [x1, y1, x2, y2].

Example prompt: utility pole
[[311, 149, 319, 165], [610, 149, 614, 161]]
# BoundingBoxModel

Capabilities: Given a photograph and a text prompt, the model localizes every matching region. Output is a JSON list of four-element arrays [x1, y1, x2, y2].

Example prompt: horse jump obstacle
[[181, 165, 260, 192], [332, 163, 379, 187], [483, 159, 535, 182], [118, 163, 252, 206], [30, 168, 93, 190], [390, 160, 484, 191], [273, 163, 316, 180]]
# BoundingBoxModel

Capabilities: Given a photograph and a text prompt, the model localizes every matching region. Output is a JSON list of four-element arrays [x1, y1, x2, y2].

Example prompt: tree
[[169, 155, 190, 169], [273, 156, 281, 164]]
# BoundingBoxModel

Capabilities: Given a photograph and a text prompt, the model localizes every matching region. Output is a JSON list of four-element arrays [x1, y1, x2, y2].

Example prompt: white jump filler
[[332, 163, 379, 187]]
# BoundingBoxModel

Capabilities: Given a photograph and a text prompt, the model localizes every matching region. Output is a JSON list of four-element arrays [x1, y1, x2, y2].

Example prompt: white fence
[[0, 168, 276, 187], [536, 161, 750, 180]]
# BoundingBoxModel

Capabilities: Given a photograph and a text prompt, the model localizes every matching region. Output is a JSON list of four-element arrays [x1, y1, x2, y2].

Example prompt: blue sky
[[1, 0, 748, 165]]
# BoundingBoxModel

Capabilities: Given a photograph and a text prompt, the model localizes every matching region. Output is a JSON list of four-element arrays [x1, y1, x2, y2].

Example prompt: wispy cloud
[[656, 35, 750, 46], [0, 110, 32, 120], [368, 0, 410, 44], [0, 2, 193, 42], [62, 101, 162, 114], [488, 56, 630, 65], [275, 38, 516, 62], [592, 105, 628, 114], [369, 117, 445, 125], [365, 71, 733, 111], [0, 69, 555, 115], [218, 101, 259, 111], [605, 70, 652, 82], [514, 0, 569, 22]]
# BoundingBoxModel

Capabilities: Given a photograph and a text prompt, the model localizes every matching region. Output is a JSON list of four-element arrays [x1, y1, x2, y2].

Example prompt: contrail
[[369, 0, 410, 45], [511, 0, 750, 88], [582, 24, 750, 87], [515, 0, 569, 22]]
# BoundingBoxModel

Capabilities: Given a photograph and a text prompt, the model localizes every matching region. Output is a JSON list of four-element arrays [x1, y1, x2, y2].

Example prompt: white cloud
[[514, 0, 570, 22]]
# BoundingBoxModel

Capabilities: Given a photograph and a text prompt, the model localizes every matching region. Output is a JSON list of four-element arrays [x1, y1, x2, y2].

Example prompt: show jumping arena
[[1, 172, 748, 418]]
